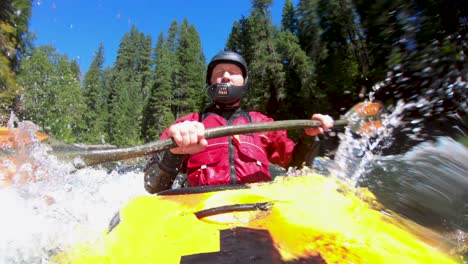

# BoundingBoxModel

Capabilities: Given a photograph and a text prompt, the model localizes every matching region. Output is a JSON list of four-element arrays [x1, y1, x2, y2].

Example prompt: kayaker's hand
[[168, 121, 208, 154], [305, 114, 334, 136]]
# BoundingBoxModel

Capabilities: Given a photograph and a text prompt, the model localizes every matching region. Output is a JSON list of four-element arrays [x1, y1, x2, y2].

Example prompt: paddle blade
[[0, 127, 49, 148], [352, 102, 383, 117], [344, 102, 384, 136]]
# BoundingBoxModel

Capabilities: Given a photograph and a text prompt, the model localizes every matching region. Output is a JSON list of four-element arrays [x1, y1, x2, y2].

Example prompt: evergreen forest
[[1, 0, 465, 146]]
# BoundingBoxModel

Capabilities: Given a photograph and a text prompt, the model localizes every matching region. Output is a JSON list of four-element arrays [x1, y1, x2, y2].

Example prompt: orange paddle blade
[[35, 131, 49, 141], [0, 127, 49, 148], [359, 120, 383, 135], [352, 102, 383, 117]]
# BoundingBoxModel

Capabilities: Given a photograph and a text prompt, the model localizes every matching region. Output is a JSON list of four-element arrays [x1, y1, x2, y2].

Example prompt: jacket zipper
[[228, 118, 237, 184]]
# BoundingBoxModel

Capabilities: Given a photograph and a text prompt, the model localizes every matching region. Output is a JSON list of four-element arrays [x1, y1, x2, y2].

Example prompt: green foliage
[[229, 0, 285, 115], [142, 33, 175, 142], [459, 137, 468, 148], [353, 0, 413, 84], [173, 19, 206, 118], [108, 26, 153, 146], [294, 0, 367, 116], [281, 0, 298, 34], [229, 0, 316, 120], [166, 20, 179, 53], [0, 0, 32, 122], [143, 19, 205, 141], [81, 43, 109, 143], [226, 20, 243, 53], [314, 0, 362, 116], [297, 0, 325, 63], [108, 70, 141, 145], [8, 0, 464, 147], [274, 30, 317, 119], [17, 46, 86, 142], [0, 0, 32, 69]]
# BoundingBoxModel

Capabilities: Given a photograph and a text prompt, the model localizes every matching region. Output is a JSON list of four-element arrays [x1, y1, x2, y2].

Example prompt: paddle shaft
[[72, 119, 348, 169]]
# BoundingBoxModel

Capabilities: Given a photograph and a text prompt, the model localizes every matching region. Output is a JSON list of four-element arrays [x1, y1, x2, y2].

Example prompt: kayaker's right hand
[[168, 121, 208, 154]]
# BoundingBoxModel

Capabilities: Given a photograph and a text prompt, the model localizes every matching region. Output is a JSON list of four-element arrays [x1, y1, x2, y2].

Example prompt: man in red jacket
[[144, 50, 333, 193]]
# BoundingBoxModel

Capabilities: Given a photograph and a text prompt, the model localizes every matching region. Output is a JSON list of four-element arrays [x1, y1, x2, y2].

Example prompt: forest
[[0, 0, 466, 146]]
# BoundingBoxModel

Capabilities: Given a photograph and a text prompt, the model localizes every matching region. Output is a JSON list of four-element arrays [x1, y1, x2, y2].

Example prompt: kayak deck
[[52, 175, 459, 264]]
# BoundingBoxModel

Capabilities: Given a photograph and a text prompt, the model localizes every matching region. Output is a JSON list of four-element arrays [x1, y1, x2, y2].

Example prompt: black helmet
[[206, 51, 249, 105], [206, 50, 248, 85]]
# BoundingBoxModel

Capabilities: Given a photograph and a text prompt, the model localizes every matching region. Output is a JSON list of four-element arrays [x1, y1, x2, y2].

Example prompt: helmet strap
[[213, 100, 241, 110]]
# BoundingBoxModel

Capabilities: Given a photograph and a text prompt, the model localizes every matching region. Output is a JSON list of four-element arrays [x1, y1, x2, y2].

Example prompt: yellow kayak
[[53, 175, 459, 264]]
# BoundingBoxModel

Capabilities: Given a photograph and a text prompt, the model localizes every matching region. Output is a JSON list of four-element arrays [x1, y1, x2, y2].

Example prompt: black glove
[[144, 150, 183, 194], [290, 134, 320, 168]]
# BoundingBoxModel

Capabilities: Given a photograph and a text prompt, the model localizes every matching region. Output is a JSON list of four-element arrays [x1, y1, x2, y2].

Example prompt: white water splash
[[331, 100, 405, 182], [0, 121, 147, 263], [1, 113, 466, 262], [0, 169, 146, 263], [361, 137, 468, 222]]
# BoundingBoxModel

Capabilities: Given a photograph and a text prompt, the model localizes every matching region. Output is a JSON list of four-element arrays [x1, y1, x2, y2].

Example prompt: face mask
[[207, 83, 248, 105]]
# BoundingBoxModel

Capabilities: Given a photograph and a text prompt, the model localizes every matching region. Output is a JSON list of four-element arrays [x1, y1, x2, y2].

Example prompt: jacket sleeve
[[143, 150, 183, 194], [144, 113, 199, 194], [289, 133, 320, 168], [253, 112, 319, 169]]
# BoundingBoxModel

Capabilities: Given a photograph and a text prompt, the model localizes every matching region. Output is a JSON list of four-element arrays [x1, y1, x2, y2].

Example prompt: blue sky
[[30, 0, 293, 74]]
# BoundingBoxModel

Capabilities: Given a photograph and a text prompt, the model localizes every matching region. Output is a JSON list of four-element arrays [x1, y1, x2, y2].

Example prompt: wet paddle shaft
[[72, 119, 348, 169]]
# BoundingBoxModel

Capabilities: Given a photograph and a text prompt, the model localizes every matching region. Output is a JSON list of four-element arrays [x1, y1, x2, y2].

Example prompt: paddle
[[70, 119, 349, 169], [65, 102, 383, 169], [0, 127, 49, 148]]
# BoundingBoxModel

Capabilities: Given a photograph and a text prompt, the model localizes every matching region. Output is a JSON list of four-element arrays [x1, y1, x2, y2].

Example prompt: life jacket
[[160, 110, 295, 186]]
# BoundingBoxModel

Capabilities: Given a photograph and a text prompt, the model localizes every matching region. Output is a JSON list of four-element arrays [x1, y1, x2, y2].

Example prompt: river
[[0, 104, 467, 262]]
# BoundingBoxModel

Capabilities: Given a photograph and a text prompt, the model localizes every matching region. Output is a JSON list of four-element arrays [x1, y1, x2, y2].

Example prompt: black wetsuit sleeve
[[289, 134, 320, 168], [143, 150, 183, 194]]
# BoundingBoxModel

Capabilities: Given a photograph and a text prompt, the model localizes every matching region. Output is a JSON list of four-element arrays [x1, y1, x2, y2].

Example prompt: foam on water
[[1, 108, 466, 262], [0, 168, 146, 263], [0, 122, 147, 263]]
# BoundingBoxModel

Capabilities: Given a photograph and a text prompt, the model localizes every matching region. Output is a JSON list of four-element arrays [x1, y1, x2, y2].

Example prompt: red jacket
[[160, 110, 295, 186]]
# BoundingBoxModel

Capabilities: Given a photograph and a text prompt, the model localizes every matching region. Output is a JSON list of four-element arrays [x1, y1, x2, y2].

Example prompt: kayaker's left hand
[[305, 114, 334, 136]]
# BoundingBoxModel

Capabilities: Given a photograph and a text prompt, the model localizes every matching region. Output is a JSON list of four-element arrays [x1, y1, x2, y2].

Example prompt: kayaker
[[144, 50, 334, 193]]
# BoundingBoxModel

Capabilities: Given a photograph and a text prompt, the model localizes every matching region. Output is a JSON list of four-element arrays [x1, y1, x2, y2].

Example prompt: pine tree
[[70, 59, 81, 79], [226, 16, 256, 65], [315, 0, 362, 115], [281, 0, 298, 34], [353, 0, 466, 87], [225, 0, 317, 120], [16, 46, 52, 130], [352, 0, 409, 83], [82, 43, 109, 143], [277, 0, 318, 119], [108, 70, 136, 145], [166, 20, 179, 53], [173, 19, 205, 118], [240, 0, 286, 116], [295, 0, 365, 116], [297, 0, 325, 64], [226, 20, 243, 54], [275, 30, 316, 119], [142, 33, 175, 142], [108, 25, 152, 146]]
